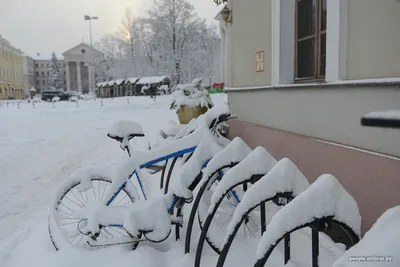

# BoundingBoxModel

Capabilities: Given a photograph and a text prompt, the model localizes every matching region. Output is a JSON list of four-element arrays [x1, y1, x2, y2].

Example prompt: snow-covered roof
[[115, 79, 125, 86], [126, 77, 139, 84], [136, 76, 169, 85]]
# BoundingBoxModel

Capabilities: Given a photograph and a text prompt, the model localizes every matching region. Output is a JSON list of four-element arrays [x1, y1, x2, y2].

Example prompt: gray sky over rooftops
[[0, 0, 220, 58]]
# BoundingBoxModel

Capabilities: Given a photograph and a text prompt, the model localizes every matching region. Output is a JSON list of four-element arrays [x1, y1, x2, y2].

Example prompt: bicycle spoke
[[114, 194, 128, 206], [101, 182, 108, 200], [60, 221, 80, 227], [70, 189, 85, 206], [58, 208, 74, 217], [65, 195, 83, 208], [60, 202, 75, 214], [98, 181, 101, 200], [93, 185, 97, 200], [74, 187, 87, 205], [76, 234, 85, 247]]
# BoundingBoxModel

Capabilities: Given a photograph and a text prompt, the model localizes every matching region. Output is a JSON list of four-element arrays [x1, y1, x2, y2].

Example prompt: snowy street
[[0, 95, 224, 267]]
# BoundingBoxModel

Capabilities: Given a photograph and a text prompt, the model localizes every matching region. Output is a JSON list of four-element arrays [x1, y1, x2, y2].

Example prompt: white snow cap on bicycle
[[107, 120, 144, 139]]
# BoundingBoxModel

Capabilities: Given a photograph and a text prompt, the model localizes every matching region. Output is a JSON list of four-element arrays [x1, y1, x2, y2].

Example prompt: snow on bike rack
[[200, 137, 252, 187], [226, 158, 310, 241], [208, 146, 277, 213], [170, 130, 225, 201], [255, 174, 361, 263], [333, 205, 400, 267]]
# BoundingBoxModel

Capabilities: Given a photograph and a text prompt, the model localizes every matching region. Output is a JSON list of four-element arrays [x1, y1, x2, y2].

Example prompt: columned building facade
[[62, 43, 102, 93]]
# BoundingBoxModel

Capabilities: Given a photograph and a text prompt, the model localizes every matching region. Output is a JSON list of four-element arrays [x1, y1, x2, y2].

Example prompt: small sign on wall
[[256, 50, 264, 72]]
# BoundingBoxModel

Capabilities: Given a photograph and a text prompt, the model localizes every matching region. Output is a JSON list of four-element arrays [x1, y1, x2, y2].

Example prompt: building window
[[36, 72, 39, 76], [42, 80, 45, 85], [295, 0, 327, 81], [41, 71, 44, 76], [36, 64, 38, 68], [36, 80, 39, 85]]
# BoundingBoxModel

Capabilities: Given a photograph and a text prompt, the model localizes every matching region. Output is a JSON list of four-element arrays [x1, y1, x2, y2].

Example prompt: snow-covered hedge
[[170, 78, 214, 111]]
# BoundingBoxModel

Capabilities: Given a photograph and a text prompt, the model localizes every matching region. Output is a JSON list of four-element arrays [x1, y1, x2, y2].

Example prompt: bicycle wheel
[[197, 182, 260, 254], [49, 174, 138, 251]]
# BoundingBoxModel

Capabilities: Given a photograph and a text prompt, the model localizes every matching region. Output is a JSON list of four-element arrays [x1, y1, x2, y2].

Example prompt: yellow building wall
[[0, 47, 24, 100]]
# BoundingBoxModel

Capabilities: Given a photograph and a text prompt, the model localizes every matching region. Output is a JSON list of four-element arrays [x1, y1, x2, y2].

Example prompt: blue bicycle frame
[[103, 145, 241, 229]]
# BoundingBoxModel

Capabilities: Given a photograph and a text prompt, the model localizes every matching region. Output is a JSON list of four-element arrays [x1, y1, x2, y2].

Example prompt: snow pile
[[52, 96, 60, 102], [170, 130, 224, 200], [107, 120, 144, 139], [122, 194, 175, 242], [160, 121, 185, 138], [226, 158, 310, 239], [201, 137, 252, 186], [81, 93, 96, 100], [208, 146, 277, 213], [363, 110, 400, 120], [256, 174, 361, 259], [170, 78, 214, 111], [333, 206, 400, 267]]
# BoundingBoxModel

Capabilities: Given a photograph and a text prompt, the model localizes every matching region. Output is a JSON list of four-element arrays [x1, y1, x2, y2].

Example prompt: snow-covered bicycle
[[48, 108, 260, 252]]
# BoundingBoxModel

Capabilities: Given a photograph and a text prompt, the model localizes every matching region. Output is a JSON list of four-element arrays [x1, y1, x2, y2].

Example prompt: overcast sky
[[0, 0, 221, 58]]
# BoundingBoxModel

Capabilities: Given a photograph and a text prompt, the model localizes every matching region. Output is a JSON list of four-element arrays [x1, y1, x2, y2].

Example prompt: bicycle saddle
[[107, 120, 145, 142]]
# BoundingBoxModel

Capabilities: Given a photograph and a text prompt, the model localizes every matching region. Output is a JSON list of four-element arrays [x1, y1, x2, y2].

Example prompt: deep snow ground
[[0, 95, 217, 266], [0, 95, 344, 267]]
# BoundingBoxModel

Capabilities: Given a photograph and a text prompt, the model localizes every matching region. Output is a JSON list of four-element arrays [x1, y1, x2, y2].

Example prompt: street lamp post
[[84, 15, 98, 93], [84, 15, 98, 47]]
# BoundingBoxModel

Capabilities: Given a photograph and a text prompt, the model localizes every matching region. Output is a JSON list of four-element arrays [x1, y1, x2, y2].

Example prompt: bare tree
[[147, 0, 199, 85], [119, 8, 137, 75]]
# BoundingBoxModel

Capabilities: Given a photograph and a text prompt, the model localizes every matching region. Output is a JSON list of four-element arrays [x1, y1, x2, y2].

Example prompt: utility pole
[[84, 15, 99, 93], [84, 15, 98, 46]]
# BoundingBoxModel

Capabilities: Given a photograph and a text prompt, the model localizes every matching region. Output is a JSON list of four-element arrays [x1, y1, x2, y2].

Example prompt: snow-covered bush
[[170, 78, 214, 111], [159, 85, 169, 95], [80, 92, 96, 100], [52, 96, 60, 102]]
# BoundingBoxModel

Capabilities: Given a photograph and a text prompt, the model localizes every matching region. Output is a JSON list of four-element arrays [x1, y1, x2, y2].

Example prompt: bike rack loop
[[194, 173, 265, 267], [184, 163, 239, 254], [253, 216, 360, 267], [215, 191, 294, 267]]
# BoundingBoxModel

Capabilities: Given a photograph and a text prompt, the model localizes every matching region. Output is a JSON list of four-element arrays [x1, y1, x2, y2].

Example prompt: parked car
[[41, 91, 69, 102], [65, 91, 81, 101]]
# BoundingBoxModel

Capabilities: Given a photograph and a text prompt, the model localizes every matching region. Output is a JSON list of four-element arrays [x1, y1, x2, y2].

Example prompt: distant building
[[0, 35, 25, 100], [33, 56, 66, 93], [32, 43, 102, 94], [62, 43, 102, 94], [23, 55, 35, 96]]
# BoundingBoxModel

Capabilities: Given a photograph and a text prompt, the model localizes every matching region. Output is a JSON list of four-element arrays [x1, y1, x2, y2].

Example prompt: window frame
[[294, 0, 326, 83]]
